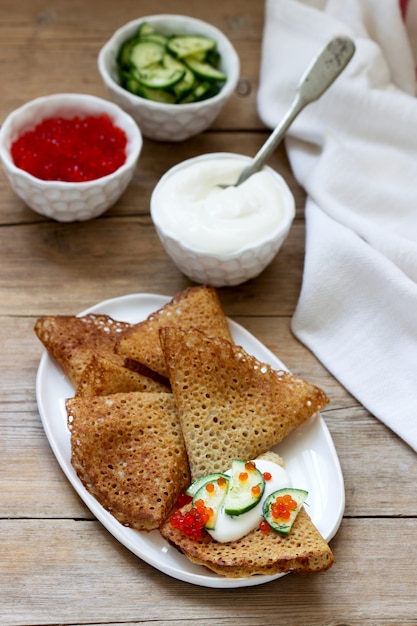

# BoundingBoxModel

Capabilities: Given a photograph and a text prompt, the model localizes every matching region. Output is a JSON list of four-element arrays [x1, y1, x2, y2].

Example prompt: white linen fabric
[[257, 0, 417, 451]]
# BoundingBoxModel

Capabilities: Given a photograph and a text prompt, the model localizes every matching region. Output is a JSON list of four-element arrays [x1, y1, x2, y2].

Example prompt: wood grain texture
[[1, 1, 417, 625], [1, 519, 417, 625]]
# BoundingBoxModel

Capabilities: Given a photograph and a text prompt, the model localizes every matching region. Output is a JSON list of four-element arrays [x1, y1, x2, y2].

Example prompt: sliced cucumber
[[185, 472, 229, 497], [130, 40, 165, 69], [192, 475, 230, 530], [223, 459, 265, 516], [140, 32, 169, 47], [133, 67, 185, 89], [118, 38, 135, 69], [116, 23, 226, 104], [137, 85, 177, 103], [263, 488, 308, 536], [178, 81, 218, 103], [136, 22, 156, 38], [167, 35, 216, 59], [183, 56, 226, 82], [162, 53, 196, 98]]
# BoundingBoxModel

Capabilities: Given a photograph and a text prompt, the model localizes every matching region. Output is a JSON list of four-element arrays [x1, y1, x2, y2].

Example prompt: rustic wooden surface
[[1, 1, 417, 625]]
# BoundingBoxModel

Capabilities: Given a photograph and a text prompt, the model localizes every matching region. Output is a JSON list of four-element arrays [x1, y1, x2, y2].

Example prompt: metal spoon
[[227, 35, 355, 188]]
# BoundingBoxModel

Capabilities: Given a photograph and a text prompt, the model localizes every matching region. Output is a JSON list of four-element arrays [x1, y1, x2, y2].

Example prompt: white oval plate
[[36, 293, 345, 588]]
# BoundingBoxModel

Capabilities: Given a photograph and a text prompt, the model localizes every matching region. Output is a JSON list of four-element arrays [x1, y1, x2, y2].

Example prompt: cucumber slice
[[263, 488, 308, 536], [192, 475, 230, 530], [133, 67, 185, 89], [140, 33, 169, 47], [130, 40, 165, 69], [135, 23, 169, 46], [118, 38, 135, 69], [162, 53, 196, 97], [178, 81, 219, 103], [183, 56, 226, 82], [136, 22, 156, 38], [137, 85, 177, 103], [117, 27, 226, 104], [167, 35, 216, 59], [185, 472, 229, 497], [223, 460, 265, 516]]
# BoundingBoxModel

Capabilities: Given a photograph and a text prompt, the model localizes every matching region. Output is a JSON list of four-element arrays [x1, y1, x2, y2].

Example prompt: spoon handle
[[236, 35, 355, 185]]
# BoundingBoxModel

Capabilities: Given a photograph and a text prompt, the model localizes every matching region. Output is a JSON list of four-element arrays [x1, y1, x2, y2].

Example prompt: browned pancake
[[66, 392, 190, 531], [115, 285, 232, 379], [34, 314, 130, 387], [159, 326, 329, 480], [160, 505, 333, 577], [75, 354, 170, 397]]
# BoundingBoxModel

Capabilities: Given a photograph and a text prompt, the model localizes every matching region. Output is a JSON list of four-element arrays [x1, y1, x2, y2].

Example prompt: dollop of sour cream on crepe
[[208, 459, 291, 543]]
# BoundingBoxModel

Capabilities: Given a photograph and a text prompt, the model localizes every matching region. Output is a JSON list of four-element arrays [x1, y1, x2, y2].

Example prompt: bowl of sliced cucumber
[[98, 14, 240, 142]]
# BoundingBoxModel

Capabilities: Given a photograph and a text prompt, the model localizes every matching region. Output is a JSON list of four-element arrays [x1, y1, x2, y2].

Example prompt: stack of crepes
[[257, 0, 417, 453], [35, 285, 334, 578]]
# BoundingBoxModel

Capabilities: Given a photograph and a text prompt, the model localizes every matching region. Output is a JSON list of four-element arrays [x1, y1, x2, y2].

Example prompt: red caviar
[[175, 492, 192, 508], [251, 485, 261, 497], [170, 499, 211, 540], [263, 471, 272, 482], [271, 494, 298, 521], [11, 113, 127, 182], [259, 519, 271, 535]]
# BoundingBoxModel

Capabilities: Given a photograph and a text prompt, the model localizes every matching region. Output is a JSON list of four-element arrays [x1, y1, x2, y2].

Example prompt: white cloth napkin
[[257, 0, 417, 452]]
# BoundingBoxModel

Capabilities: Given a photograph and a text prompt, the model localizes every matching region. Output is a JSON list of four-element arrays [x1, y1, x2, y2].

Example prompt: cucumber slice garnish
[[185, 472, 229, 497], [263, 488, 308, 535], [167, 35, 216, 59], [223, 460, 265, 516], [192, 475, 230, 530]]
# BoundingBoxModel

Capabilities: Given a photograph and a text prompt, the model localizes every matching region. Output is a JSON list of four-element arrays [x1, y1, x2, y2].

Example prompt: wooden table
[[1, 1, 416, 624]]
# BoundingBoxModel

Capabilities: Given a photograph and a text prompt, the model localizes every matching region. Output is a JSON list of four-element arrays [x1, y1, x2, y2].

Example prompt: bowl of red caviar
[[98, 14, 240, 142], [0, 93, 142, 221]]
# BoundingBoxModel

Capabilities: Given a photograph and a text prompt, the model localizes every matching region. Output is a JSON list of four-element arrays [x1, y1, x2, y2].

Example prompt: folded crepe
[[66, 392, 190, 531], [160, 452, 333, 577], [160, 504, 333, 577], [75, 354, 170, 397], [115, 285, 232, 380], [35, 313, 131, 387], [160, 326, 329, 480]]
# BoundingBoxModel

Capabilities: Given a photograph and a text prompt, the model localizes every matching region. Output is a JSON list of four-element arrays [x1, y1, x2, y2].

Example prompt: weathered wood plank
[[0, 217, 304, 317], [1, 518, 416, 626]]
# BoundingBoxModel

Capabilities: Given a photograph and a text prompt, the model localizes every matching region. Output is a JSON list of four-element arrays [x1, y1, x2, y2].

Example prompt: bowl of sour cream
[[150, 152, 295, 286]]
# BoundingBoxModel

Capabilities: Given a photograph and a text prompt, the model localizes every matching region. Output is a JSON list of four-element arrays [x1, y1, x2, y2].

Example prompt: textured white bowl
[[151, 153, 295, 287], [0, 93, 142, 222], [98, 14, 240, 142]]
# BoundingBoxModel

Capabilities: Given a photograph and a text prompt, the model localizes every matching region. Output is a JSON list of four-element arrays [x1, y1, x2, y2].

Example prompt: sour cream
[[208, 459, 292, 543], [151, 156, 294, 256]]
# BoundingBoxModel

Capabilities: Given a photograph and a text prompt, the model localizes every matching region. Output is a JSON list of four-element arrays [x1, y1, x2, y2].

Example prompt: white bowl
[[151, 152, 295, 287], [0, 93, 142, 222], [98, 14, 240, 142]]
